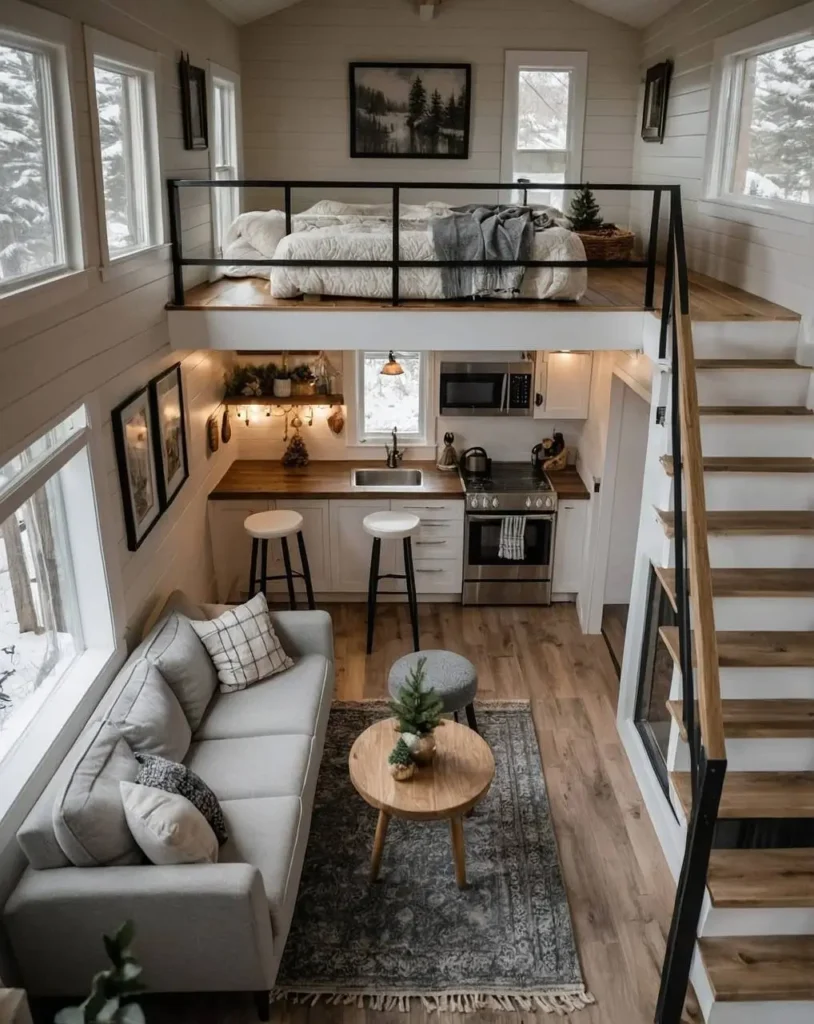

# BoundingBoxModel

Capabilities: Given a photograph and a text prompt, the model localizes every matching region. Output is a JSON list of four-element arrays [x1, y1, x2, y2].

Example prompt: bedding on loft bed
[[221, 199, 587, 302]]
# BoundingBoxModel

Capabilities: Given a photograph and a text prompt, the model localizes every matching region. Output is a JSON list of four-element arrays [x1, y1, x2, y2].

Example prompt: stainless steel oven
[[439, 361, 533, 417], [462, 512, 555, 605]]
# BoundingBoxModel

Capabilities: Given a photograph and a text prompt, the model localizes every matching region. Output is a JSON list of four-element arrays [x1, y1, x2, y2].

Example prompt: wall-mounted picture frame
[[179, 53, 208, 150], [112, 385, 162, 552], [151, 363, 189, 509], [641, 60, 673, 143], [349, 62, 471, 159]]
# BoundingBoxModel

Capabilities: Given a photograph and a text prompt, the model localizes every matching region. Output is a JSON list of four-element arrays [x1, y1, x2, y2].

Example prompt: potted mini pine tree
[[389, 657, 444, 765], [568, 185, 634, 262]]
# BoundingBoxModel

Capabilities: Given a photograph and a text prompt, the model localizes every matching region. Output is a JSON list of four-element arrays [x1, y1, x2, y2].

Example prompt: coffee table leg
[[449, 817, 467, 889], [370, 810, 390, 882]]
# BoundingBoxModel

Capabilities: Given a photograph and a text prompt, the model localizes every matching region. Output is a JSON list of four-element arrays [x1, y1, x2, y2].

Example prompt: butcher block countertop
[[209, 460, 466, 500], [210, 460, 591, 501]]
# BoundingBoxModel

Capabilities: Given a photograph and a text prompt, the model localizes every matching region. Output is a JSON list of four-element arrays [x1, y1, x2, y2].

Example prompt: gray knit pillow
[[134, 753, 227, 845]]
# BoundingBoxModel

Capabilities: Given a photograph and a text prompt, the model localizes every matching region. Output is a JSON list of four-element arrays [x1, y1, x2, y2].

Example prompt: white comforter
[[222, 200, 587, 302]]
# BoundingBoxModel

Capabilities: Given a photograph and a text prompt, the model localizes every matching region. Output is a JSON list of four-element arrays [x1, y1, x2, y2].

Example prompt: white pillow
[[189, 592, 293, 693], [120, 782, 218, 865]]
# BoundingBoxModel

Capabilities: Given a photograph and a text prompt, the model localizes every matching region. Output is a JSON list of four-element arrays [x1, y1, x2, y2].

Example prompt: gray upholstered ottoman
[[388, 650, 478, 732]]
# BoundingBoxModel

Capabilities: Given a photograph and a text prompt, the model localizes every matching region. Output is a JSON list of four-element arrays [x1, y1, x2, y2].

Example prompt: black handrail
[[165, 178, 679, 310]]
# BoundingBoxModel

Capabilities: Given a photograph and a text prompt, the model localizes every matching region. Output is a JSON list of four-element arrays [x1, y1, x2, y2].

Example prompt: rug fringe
[[271, 987, 594, 1014]]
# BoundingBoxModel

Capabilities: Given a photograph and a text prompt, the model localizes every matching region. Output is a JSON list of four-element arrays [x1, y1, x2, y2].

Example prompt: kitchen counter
[[209, 460, 466, 500], [547, 468, 591, 501]]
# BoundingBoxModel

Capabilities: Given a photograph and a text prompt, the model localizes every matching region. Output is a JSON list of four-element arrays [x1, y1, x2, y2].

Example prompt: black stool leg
[[465, 702, 479, 733], [403, 537, 420, 652], [366, 537, 381, 655], [248, 538, 259, 598], [259, 540, 269, 598], [280, 536, 297, 609], [296, 530, 316, 609]]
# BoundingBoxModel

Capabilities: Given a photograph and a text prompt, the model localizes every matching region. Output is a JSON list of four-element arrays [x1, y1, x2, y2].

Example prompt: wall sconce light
[[380, 351, 404, 376]]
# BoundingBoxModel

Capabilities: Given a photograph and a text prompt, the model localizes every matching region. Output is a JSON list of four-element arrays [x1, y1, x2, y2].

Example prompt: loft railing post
[[167, 179, 184, 307], [644, 188, 662, 310], [672, 186, 691, 317], [392, 185, 400, 307], [284, 185, 292, 238], [658, 199, 676, 361]]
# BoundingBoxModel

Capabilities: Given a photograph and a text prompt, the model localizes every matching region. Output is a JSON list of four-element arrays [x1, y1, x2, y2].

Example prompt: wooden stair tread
[[655, 565, 814, 601], [695, 358, 802, 369], [699, 935, 814, 1001], [661, 455, 814, 476], [656, 509, 814, 537], [667, 699, 814, 739], [707, 849, 814, 909], [659, 626, 814, 668], [700, 405, 814, 416], [670, 771, 814, 819]]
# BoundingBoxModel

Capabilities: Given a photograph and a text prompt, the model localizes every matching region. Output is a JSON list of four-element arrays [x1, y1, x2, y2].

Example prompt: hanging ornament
[[221, 408, 232, 443], [283, 411, 289, 442], [291, 412, 303, 430], [282, 431, 310, 467], [207, 414, 220, 454], [327, 407, 345, 435]]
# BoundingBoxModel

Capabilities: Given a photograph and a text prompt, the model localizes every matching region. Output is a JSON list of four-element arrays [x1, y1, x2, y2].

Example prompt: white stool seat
[[244, 509, 303, 540], [363, 510, 420, 541]]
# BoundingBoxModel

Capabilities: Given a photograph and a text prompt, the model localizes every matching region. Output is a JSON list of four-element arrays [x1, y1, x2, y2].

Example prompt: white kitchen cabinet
[[208, 499, 272, 603], [265, 499, 332, 600], [329, 500, 393, 592], [391, 501, 464, 594], [534, 352, 593, 420], [552, 501, 589, 595]]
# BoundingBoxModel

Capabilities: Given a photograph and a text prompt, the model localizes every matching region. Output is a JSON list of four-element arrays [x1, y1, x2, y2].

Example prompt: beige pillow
[[120, 782, 218, 865]]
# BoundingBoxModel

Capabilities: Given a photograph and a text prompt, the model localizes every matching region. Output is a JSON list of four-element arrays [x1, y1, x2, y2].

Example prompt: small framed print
[[641, 60, 673, 143], [179, 53, 208, 150], [112, 386, 162, 551], [151, 363, 189, 509]]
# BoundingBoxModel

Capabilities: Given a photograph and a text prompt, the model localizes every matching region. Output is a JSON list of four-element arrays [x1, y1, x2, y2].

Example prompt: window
[[706, 3, 814, 221], [0, 406, 116, 775], [210, 65, 241, 255], [86, 29, 162, 262], [0, 3, 81, 296], [356, 352, 428, 444], [501, 51, 587, 208]]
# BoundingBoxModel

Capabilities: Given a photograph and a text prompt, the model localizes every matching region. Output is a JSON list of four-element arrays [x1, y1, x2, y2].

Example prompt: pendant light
[[380, 351, 404, 376]]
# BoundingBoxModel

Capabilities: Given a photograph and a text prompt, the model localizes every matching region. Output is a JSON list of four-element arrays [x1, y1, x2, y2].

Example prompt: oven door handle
[[467, 514, 555, 523]]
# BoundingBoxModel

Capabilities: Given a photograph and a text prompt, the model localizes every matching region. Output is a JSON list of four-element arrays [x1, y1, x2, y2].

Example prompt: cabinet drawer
[[391, 499, 464, 521], [411, 533, 462, 559], [415, 518, 462, 540], [412, 557, 462, 593]]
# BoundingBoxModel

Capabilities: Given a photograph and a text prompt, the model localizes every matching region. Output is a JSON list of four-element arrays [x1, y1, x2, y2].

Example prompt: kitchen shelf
[[223, 393, 344, 407]]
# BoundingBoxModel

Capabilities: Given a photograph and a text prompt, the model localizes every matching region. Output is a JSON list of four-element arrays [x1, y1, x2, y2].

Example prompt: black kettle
[[460, 447, 490, 474]]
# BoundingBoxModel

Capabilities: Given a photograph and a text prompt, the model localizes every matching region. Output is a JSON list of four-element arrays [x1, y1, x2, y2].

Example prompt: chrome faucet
[[385, 427, 404, 468]]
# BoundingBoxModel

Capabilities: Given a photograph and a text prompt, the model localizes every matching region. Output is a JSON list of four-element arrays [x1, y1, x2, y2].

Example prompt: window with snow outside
[[358, 352, 427, 444], [212, 78, 239, 255], [513, 68, 570, 209]]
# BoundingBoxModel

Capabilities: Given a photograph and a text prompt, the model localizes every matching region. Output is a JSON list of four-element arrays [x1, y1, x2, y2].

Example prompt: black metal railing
[[166, 178, 683, 315]]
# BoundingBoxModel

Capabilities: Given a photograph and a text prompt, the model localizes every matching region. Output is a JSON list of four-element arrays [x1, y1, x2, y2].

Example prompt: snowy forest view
[[516, 69, 570, 151], [362, 352, 422, 436], [353, 66, 468, 156], [736, 40, 814, 204]]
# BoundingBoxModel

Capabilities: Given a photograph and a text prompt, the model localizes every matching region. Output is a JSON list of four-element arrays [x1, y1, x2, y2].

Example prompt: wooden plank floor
[[85, 604, 699, 1024], [173, 268, 799, 323]]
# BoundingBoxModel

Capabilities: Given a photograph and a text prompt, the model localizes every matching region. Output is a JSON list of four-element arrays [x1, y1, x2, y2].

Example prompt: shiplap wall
[[630, 0, 814, 316], [240, 0, 641, 226], [0, 0, 240, 639]]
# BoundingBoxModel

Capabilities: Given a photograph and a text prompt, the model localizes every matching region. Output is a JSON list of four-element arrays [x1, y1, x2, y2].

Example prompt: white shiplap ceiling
[[205, 0, 682, 28]]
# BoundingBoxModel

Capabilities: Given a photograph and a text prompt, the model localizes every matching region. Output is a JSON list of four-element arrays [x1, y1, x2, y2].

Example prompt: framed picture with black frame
[[150, 362, 189, 511], [179, 53, 208, 150], [112, 384, 163, 552], [349, 62, 471, 159], [641, 60, 673, 143]]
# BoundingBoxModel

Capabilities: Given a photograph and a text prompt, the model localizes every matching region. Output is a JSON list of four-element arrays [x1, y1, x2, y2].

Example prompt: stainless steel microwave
[[439, 361, 534, 417]]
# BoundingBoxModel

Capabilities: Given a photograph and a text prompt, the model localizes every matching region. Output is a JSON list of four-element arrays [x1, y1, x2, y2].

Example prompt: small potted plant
[[389, 657, 443, 765], [568, 185, 634, 261], [56, 920, 145, 1024], [290, 363, 316, 396], [388, 737, 416, 781], [273, 365, 292, 398]]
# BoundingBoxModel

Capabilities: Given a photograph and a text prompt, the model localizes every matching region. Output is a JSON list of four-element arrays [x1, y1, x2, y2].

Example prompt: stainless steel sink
[[351, 468, 424, 489]]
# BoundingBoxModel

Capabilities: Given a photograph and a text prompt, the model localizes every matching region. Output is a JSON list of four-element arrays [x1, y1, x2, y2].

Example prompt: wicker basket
[[291, 381, 316, 396], [577, 228, 635, 262]]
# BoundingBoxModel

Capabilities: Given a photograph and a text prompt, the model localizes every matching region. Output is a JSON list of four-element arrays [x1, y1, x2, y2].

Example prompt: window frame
[[354, 350, 430, 446], [208, 61, 242, 257], [703, 1, 814, 226], [0, 0, 84, 301], [85, 28, 164, 269]]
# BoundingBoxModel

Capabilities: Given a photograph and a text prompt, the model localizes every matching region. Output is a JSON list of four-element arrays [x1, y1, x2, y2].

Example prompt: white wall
[[630, 0, 814, 317], [240, 0, 641, 226]]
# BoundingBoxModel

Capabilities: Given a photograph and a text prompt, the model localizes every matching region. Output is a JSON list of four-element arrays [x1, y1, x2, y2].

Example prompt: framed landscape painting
[[349, 62, 471, 159], [112, 385, 162, 551], [151, 363, 189, 509]]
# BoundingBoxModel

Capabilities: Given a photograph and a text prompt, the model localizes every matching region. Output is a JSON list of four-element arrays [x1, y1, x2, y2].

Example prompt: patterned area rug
[[274, 701, 593, 1014]]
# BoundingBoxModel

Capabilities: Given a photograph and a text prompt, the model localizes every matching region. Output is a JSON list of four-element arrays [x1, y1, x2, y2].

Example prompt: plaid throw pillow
[[190, 592, 293, 693], [134, 752, 228, 845]]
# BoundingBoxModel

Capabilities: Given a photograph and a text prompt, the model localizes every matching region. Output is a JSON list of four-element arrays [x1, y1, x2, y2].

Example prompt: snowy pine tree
[[407, 76, 427, 127]]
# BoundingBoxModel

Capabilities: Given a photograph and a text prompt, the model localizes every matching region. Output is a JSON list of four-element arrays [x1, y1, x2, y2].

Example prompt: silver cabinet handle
[[416, 540, 447, 546], [416, 568, 445, 574], [408, 505, 450, 510]]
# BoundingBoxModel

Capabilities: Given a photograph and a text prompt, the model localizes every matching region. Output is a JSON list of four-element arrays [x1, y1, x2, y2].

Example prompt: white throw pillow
[[120, 782, 218, 865], [189, 592, 293, 693]]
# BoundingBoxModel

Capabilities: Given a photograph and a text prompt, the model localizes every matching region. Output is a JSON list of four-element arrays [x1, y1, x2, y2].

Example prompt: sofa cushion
[[219, 796, 303, 938], [52, 722, 141, 867], [184, 734, 312, 802], [141, 613, 218, 730], [107, 660, 191, 761], [120, 782, 218, 865], [135, 753, 227, 845], [194, 654, 331, 741]]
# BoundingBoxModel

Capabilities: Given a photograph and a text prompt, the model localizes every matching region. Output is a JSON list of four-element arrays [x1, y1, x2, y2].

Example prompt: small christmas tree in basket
[[388, 737, 416, 782], [389, 656, 443, 765], [568, 184, 634, 261]]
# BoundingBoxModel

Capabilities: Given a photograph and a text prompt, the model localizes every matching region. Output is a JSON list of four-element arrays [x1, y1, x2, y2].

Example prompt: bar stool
[[364, 510, 420, 655], [245, 510, 315, 610]]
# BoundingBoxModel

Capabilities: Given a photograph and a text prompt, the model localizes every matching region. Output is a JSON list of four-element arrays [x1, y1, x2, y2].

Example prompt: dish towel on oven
[[498, 516, 527, 560]]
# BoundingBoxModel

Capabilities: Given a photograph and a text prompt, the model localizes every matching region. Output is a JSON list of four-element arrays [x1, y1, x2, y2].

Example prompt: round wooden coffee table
[[349, 718, 495, 889]]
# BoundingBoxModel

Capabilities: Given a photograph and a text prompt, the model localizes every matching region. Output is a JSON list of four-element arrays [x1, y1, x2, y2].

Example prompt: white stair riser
[[701, 907, 814, 939], [703, 474, 814, 511], [719, 667, 814, 700], [707, 1000, 814, 1024], [707, 535, 814, 569], [670, 735, 814, 772], [707, 598, 814, 631], [700, 417, 814, 457], [696, 370, 810, 408], [692, 319, 800, 354]]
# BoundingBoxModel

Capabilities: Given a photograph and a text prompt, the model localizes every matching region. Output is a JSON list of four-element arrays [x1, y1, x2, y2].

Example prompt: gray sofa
[[3, 591, 334, 1013]]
